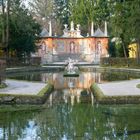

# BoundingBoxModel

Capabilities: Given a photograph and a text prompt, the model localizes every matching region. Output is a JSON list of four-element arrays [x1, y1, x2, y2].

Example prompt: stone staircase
[[52, 53, 85, 62]]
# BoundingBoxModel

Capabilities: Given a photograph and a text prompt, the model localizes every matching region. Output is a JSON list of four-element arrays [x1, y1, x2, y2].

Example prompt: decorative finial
[[49, 21, 52, 36], [104, 21, 108, 36], [91, 21, 94, 36], [70, 21, 74, 31]]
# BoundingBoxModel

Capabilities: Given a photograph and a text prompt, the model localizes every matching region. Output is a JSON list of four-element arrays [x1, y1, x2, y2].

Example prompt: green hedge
[[100, 57, 140, 67]]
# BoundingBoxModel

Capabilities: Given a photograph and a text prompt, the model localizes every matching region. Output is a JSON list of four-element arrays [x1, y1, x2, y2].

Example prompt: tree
[[0, 0, 10, 55], [69, 0, 111, 35], [29, 0, 54, 24], [0, 0, 41, 58], [110, 1, 131, 58], [128, 0, 140, 63], [54, 0, 70, 25], [9, 0, 40, 58], [29, 0, 63, 35]]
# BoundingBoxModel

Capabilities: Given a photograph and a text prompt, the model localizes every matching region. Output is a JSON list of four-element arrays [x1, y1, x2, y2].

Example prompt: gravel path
[[98, 79, 140, 96], [0, 79, 47, 95]]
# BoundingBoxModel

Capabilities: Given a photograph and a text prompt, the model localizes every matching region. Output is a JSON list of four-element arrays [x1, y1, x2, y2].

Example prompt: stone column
[[91, 21, 94, 36], [70, 21, 74, 31], [104, 21, 108, 36], [49, 21, 52, 36]]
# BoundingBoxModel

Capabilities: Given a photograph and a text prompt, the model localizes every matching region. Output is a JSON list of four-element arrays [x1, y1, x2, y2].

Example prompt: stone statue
[[64, 24, 68, 30], [76, 24, 80, 31], [65, 58, 78, 74]]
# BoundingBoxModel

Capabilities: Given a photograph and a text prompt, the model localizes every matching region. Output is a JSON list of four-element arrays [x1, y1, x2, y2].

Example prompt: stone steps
[[53, 53, 85, 62]]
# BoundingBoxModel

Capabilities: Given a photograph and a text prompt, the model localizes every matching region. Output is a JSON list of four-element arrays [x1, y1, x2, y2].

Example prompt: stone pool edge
[[90, 83, 140, 104], [0, 84, 54, 105], [6, 65, 140, 74], [6, 66, 65, 74]]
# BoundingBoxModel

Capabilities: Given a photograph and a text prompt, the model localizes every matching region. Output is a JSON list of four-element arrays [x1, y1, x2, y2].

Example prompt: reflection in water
[[41, 72, 101, 89], [8, 71, 101, 105], [41, 72, 100, 105], [3, 71, 140, 139], [7, 71, 140, 107], [8, 72, 99, 106], [1, 105, 140, 139]]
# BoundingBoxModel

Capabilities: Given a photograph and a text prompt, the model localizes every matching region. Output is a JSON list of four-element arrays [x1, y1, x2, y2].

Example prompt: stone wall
[[37, 37, 109, 64]]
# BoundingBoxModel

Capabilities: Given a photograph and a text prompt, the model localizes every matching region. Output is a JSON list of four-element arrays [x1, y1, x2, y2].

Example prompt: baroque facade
[[36, 21, 109, 64]]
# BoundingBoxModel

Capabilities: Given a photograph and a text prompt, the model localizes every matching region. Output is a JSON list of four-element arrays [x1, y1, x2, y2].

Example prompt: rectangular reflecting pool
[[0, 70, 140, 139], [1, 104, 140, 139]]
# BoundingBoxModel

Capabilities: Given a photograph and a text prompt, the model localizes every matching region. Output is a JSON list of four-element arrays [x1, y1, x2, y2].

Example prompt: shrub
[[100, 57, 139, 67]]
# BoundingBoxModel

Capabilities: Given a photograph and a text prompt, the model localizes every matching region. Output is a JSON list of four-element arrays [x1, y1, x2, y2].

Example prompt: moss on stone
[[0, 105, 46, 112], [0, 83, 54, 104], [136, 84, 140, 89], [37, 83, 54, 96], [90, 83, 140, 104], [0, 83, 7, 89]]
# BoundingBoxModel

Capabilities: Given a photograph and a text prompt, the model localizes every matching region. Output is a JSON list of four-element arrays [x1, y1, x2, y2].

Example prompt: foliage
[[0, 82, 7, 89], [29, 0, 63, 35], [129, 0, 140, 42], [69, 0, 111, 34], [1, 0, 140, 59], [100, 57, 140, 68], [9, 10, 40, 57], [108, 41, 116, 57], [54, 0, 70, 25], [0, 0, 41, 58], [128, 0, 140, 63]]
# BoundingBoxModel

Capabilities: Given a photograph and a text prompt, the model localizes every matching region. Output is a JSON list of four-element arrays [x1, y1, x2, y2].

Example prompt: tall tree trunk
[[6, 0, 10, 57], [120, 34, 127, 58], [122, 42, 127, 58], [1, 0, 6, 45], [121, 35, 129, 66]]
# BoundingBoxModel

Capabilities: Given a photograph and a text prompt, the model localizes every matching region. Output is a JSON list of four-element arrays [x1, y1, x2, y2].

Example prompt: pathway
[[0, 79, 47, 95], [98, 79, 140, 96]]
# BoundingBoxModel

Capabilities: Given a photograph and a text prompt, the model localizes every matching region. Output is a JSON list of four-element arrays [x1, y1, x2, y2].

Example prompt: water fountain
[[63, 58, 79, 77]]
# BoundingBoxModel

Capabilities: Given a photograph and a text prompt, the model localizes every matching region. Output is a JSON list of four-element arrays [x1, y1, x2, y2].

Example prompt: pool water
[[0, 71, 140, 140]]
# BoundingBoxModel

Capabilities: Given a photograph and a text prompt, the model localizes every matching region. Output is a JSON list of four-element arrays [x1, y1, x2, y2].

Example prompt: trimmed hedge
[[0, 57, 41, 67], [100, 57, 140, 67]]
